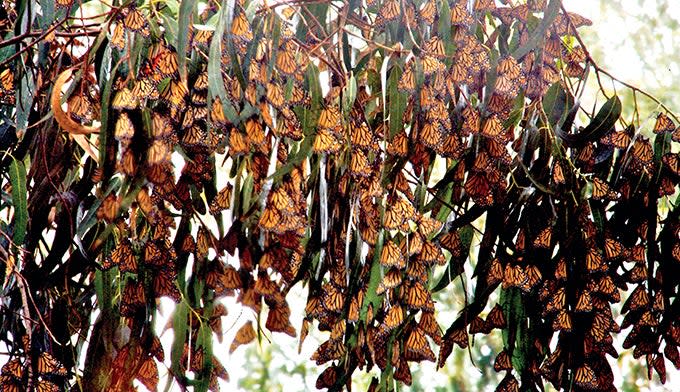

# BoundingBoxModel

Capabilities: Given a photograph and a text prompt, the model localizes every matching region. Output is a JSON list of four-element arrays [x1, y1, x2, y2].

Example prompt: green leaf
[[207, 0, 239, 125], [8, 158, 27, 246], [342, 74, 357, 115], [387, 66, 407, 138], [542, 82, 574, 130], [580, 95, 622, 140], [170, 302, 190, 385], [177, 0, 197, 84], [361, 230, 385, 320]]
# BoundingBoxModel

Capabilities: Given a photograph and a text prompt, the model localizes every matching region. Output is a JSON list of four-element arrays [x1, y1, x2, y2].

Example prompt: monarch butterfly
[[384, 305, 404, 330], [123, 7, 149, 36], [474, 0, 496, 11], [485, 304, 506, 330], [448, 327, 470, 352], [496, 55, 522, 79], [96, 194, 120, 223], [224, 128, 248, 155], [672, 126, 680, 142], [275, 46, 297, 76], [318, 105, 342, 130], [481, 114, 505, 142], [109, 22, 126, 50], [321, 282, 344, 313], [387, 130, 409, 157], [603, 237, 625, 260], [376, 0, 400, 26], [114, 112, 135, 142], [421, 121, 443, 149], [311, 338, 346, 365], [312, 129, 341, 154], [494, 350, 513, 372], [553, 309, 573, 332], [622, 285, 649, 313], [573, 290, 593, 313], [152, 267, 181, 301], [496, 374, 520, 392], [161, 79, 188, 108], [404, 327, 436, 362], [525, 264, 542, 288], [192, 28, 213, 47], [404, 281, 431, 310], [494, 74, 518, 97], [551, 12, 592, 36], [0, 68, 13, 102], [424, 36, 446, 58], [574, 364, 598, 389], [108, 240, 137, 272], [210, 98, 229, 129], [120, 279, 145, 316], [550, 258, 567, 282], [450, 2, 473, 26], [37, 352, 66, 376], [216, 265, 241, 291], [263, 81, 284, 108], [465, 173, 494, 206], [461, 105, 481, 135], [266, 303, 296, 337], [469, 316, 488, 335], [416, 215, 442, 238], [638, 310, 659, 327], [545, 287, 566, 314], [450, 61, 470, 84], [631, 137, 653, 166], [417, 0, 437, 25], [229, 321, 255, 354], [533, 226, 552, 249], [487, 257, 504, 286], [419, 241, 446, 266], [527, 0, 547, 10], [349, 149, 371, 178], [315, 366, 339, 389], [194, 227, 211, 260], [585, 247, 605, 272], [349, 122, 374, 150], [253, 274, 278, 300], [112, 87, 139, 110], [591, 177, 618, 200], [208, 184, 232, 215], [143, 240, 163, 266], [380, 239, 406, 269], [35, 380, 59, 392], [135, 357, 159, 392], [393, 357, 412, 386], [1, 358, 23, 380], [650, 354, 667, 384], [149, 46, 179, 78], [418, 311, 442, 344], [231, 11, 253, 42], [421, 55, 444, 76]]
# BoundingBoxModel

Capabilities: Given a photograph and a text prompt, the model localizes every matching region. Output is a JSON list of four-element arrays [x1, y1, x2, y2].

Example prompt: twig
[[560, 3, 680, 124]]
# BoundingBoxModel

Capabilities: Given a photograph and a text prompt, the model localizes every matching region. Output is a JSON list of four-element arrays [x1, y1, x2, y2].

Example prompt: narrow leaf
[[9, 158, 27, 246], [177, 0, 197, 84]]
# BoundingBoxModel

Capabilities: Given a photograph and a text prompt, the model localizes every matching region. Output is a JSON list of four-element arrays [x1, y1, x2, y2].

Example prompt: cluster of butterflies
[[0, 352, 66, 392], [3, 0, 680, 391]]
